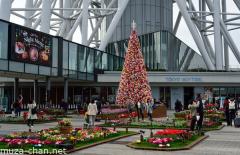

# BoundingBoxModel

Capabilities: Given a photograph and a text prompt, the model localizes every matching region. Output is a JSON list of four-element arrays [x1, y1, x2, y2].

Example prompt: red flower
[[42, 140, 52, 145], [118, 113, 129, 118], [155, 129, 186, 136], [130, 112, 137, 118]]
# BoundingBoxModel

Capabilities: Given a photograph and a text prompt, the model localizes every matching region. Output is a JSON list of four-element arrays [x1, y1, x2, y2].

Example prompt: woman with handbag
[[188, 100, 199, 131], [27, 100, 38, 132], [87, 100, 98, 127]]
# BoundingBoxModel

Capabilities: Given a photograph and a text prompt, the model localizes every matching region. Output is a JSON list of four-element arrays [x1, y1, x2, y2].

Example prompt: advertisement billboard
[[12, 25, 52, 66]]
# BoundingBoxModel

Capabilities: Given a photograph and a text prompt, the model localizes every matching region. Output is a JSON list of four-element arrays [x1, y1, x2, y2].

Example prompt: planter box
[[59, 126, 72, 134]]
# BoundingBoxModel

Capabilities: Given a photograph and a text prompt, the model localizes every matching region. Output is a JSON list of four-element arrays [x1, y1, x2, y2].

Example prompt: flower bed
[[127, 129, 208, 151], [100, 117, 224, 132], [97, 108, 129, 120], [0, 115, 57, 124], [42, 109, 66, 117], [101, 108, 128, 114], [204, 104, 224, 122], [174, 111, 191, 119], [100, 118, 187, 129], [0, 119, 137, 154]]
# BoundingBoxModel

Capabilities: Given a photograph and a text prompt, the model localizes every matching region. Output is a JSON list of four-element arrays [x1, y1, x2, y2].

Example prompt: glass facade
[[0, 20, 125, 82], [0, 22, 8, 59], [106, 31, 208, 71], [106, 0, 173, 42]]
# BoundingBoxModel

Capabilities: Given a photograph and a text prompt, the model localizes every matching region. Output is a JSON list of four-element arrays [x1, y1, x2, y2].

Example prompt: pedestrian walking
[[27, 100, 38, 132], [224, 97, 231, 126], [146, 99, 154, 121], [87, 100, 98, 127], [229, 98, 237, 126], [196, 94, 204, 134], [188, 100, 199, 131]]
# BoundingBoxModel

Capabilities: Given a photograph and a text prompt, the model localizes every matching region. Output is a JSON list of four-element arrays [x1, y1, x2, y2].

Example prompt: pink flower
[[4, 139, 11, 142], [0, 137, 5, 142], [148, 138, 155, 143], [152, 138, 163, 144], [55, 140, 63, 145]]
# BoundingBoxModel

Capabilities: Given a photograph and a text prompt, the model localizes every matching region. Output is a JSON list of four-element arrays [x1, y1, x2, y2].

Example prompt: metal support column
[[14, 78, 19, 102], [213, 0, 223, 70], [34, 79, 38, 102], [24, 0, 34, 27], [0, 0, 11, 21], [62, 0, 72, 38], [99, 0, 130, 51], [223, 0, 229, 71], [87, 0, 117, 46], [233, 0, 240, 9], [46, 77, 51, 104], [64, 78, 68, 103], [173, 12, 182, 35], [189, 1, 215, 63], [176, 0, 215, 70], [206, 0, 240, 64], [40, 0, 52, 33], [81, 0, 90, 45]]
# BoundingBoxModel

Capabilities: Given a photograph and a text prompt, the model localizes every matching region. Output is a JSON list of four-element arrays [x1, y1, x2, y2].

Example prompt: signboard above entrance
[[11, 25, 52, 66], [165, 76, 202, 82]]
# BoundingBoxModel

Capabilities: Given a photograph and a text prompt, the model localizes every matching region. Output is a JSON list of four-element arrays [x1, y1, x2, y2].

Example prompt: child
[[83, 112, 89, 129]]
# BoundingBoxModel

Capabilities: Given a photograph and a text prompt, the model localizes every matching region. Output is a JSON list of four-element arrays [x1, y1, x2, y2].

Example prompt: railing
[[21, 103, 78, 111]]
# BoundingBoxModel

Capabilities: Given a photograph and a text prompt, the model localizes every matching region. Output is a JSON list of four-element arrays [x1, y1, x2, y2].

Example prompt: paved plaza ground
[[0, 112, 239, 155]]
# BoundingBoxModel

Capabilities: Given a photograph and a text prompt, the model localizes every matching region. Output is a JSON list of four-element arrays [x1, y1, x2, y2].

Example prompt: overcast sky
[[10, 0, 240, 68]]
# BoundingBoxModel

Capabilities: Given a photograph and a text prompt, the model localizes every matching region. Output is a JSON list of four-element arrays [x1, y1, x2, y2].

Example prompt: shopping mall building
[[0, 0, 240, 111]]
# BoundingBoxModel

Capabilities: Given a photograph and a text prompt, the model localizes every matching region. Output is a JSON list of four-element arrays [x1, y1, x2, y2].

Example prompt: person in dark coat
[[175, 99, 183, 112], [224, 97, 231, 126], [196, 94, 204, 133], [61, 99, 68, 115], [136, 102, 145, 121], [96, 99, 102, 115], [15, 95, 23, 117]]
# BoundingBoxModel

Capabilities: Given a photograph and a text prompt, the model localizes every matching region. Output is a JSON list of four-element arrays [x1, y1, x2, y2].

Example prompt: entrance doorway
[[184, 87, 194, 109], [160, 87, 171, 109]]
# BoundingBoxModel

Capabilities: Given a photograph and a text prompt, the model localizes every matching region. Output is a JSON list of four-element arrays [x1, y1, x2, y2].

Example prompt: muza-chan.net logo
[[0, 148, 67, 154]]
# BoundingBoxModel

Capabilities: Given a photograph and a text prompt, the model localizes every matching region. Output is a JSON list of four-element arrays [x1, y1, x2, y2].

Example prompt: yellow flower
[[70, 136, 76, 140]]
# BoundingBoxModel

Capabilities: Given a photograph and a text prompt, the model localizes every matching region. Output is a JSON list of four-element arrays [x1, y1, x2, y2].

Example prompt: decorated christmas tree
[[116, 21, 152, 105]]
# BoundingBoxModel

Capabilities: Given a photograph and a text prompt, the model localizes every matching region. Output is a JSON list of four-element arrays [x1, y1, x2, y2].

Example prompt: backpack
[[31, 106, 38, 115]]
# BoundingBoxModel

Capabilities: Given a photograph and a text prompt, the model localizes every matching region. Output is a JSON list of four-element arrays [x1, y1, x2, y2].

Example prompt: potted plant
[[58, 118, 72, 134]]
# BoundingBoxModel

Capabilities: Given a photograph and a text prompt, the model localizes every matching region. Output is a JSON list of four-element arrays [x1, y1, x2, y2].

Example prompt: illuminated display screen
[[12, 26, 52, 66]]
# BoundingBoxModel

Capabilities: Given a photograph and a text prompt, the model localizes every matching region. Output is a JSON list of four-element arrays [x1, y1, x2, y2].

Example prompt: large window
[[63, 41, 68, 69], [113, 56, 119, 70], [69, 43, 77, 71], [108, 54, 113, 71], [86, 48, 94, 73], [79, 45, 87, 72], [102, 53, 108, 70], [95, 50, 102, 70], [52, 38, 58, 67], [62, 41, 68, 76], [0, 21, 8, 59], [154, 32, 160, 70]]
